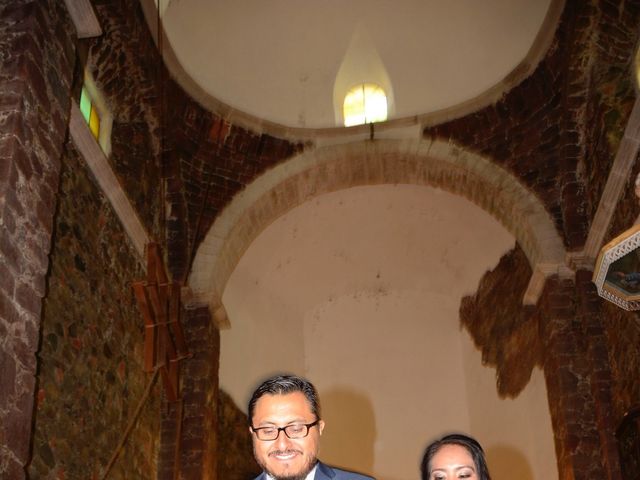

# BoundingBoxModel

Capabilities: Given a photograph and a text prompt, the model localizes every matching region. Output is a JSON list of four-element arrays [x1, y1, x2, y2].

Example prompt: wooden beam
[[63, 0, 102, 38]]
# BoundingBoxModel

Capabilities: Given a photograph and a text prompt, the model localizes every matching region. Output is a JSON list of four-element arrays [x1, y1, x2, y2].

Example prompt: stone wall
[[0, 1, 75, 477], [427, 0, 640, 251], [0, 0, 174, 477], [603, 305, 640, 423], [538, 276, 610, 480], [89, 0, 165, 241], [600, 58, 640, 430], [582, 1, 640, 223], [30, 143, 161, 479], [22, 0, 175, 478]]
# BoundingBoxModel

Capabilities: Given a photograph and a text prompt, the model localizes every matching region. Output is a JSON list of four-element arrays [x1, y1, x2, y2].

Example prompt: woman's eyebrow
[[454, 465, 476, 471]]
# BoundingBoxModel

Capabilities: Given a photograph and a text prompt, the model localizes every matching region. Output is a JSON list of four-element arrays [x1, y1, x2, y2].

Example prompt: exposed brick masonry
[[574, 270, 621, 479], [163, 87, 303, 282], [595, 4, 640, 440], [583, 0, 640, 223], [602, 302, 640, 423], [158, 306, 220, 480], [538, 276, 608, 480], [0, 1, 75, 478], [446, 4, 640, 473], [463, 252, 626, 478], [427, 0, 640, 251]]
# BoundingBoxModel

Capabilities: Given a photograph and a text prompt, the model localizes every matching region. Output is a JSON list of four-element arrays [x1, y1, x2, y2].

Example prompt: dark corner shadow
[[485, 444, 534, 480], [319, 386, 377, 478], [217, 388, 262, 480]]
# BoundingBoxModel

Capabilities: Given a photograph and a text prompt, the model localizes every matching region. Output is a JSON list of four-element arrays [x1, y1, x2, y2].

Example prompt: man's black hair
[[248, 374, 321, 424]]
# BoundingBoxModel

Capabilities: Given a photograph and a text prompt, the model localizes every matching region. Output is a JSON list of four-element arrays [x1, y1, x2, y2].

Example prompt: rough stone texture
[[460, 245, 539, 397], [538, 276, 608, 480], [603, 305, 640, 422], [462, 260, 625, 479], [28, 143, 162, 479], [435, 3, 640, 476], [575, 269, 621, 479], [426, 0, 640, 252], [87, 0, 165, 243], [595, 0, 640, 457], [583, 1, 640, 225], [217, 390, 261, 480], [159, 306, 219, 480], [464, 258, 624, 478], [0, 1, 75, 477]]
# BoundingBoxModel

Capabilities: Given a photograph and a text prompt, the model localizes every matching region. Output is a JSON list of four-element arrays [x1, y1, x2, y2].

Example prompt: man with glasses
[[249, 374, 374, 480]]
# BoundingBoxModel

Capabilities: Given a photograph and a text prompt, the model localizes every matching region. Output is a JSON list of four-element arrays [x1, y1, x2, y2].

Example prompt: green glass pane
[[80, 87, 92, 123]]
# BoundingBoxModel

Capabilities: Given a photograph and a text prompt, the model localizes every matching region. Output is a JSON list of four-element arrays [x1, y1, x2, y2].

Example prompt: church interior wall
[[1, 0, 640, 478]]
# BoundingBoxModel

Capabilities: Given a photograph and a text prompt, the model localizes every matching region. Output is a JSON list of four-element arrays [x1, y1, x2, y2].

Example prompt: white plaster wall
[[221, 184, 557, 479], [462, 343, 557, 480]]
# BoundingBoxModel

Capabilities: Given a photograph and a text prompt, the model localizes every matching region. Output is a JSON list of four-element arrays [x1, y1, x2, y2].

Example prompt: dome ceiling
[[162, 0, 552, 129]]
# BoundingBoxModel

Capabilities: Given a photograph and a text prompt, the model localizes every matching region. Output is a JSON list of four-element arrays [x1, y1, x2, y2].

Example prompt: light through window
[[80, 85, 101, 140], [343, 83, 387, 127]]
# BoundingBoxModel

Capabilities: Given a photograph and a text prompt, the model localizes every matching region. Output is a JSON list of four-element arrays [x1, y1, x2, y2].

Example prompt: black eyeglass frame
[[250, 419, 321, 441]]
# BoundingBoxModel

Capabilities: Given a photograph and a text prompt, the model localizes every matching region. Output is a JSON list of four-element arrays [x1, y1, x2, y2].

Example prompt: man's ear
[[318, 420, 325, 435]]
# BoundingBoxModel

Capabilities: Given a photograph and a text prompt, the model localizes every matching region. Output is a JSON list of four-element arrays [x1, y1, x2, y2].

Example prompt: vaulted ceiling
[[161, 0, 554, 129]]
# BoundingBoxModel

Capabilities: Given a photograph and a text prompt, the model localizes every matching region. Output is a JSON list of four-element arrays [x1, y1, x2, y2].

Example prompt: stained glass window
[[343, 83, 387, 127], [80, 86, 101, 140]]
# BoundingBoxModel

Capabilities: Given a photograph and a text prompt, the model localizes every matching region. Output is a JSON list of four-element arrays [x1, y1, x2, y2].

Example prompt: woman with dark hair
[[420, 433, 492, 480]]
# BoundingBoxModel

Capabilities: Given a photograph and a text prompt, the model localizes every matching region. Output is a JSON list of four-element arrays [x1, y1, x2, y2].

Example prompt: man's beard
[[256, 448, 318, 480]]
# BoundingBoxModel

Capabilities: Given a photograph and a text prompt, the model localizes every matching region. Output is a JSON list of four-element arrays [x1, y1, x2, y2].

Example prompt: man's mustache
[[268, 449, 303, 457]]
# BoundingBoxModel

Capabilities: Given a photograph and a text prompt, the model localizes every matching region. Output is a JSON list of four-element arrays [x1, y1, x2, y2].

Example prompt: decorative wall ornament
[[593, 224, 640, 310], [133, 243, 190, 401], [593, 171, 640, 310]]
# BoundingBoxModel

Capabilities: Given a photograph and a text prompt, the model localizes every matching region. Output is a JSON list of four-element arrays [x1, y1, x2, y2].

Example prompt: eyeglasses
[[251, 420, 321, 441]]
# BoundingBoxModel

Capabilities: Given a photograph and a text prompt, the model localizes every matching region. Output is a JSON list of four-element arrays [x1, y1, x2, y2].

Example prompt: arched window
[[343, 83, 387, 127]]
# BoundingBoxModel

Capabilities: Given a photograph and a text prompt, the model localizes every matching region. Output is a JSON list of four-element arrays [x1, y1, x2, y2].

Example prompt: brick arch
[[186, 139, 567, 324]]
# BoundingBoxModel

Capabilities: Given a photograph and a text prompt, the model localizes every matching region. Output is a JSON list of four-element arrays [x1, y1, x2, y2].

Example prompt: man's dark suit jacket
[[253, 461, 374, 479]]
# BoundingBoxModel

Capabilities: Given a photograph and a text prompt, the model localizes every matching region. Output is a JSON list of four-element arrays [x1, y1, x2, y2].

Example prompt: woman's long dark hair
[[420, 433, 492, 480]]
